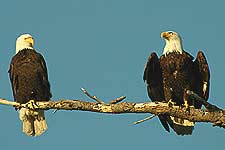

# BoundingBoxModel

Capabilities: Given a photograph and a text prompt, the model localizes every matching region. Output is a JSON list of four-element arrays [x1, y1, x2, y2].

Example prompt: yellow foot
[[168, 99, 175, 107], [187, 105, 195, 110], [184, 99, 189, 109], [184, 104, 194, 112], [25, 100, 39, 110]]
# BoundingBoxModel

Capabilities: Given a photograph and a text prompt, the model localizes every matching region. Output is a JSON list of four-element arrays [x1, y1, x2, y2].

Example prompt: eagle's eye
[[168, 32, 173, 35]]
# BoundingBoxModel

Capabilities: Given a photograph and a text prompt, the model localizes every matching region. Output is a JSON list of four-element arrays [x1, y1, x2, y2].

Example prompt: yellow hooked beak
[[25, 37, 34, 46], [161, 32, 172, 40]]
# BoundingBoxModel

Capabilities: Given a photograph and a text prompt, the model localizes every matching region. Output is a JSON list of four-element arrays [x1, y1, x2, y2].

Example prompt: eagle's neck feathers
[[16, 44, 34, 54], [163, 39, 183, 55]]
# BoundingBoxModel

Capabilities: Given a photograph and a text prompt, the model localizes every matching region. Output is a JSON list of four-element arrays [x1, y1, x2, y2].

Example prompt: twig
[[133, 115, 156, 125], [52, 109, 58, 114], [81, 88, 105, 104], [109, 96, 126, 104], [186, 90, 221, 111]]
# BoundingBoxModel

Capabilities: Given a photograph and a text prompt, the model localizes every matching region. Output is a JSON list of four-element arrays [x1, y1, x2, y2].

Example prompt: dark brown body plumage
[[160, 52, 195, 105], [9, 49, 51, 104], [144, 51, 210, 134]]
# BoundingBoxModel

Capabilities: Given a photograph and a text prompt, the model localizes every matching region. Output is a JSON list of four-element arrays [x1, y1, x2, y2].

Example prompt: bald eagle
[[143, 31, 210, 135], [9, 34, 52, 136]]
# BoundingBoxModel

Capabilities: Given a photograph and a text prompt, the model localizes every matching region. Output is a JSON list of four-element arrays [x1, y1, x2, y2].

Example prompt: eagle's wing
[[8, 57, 18, 102], [143, 52, 170, 132], [37, 53, 52, 99], [193, 51, 210, 108]]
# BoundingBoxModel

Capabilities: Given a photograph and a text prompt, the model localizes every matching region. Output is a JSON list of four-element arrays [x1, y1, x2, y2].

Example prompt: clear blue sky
[[0, 0, 224, 149]]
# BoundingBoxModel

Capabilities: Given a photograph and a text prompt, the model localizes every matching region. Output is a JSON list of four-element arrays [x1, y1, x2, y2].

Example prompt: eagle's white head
[[161, 31, 183, 55], [16, 34, 34, 54]]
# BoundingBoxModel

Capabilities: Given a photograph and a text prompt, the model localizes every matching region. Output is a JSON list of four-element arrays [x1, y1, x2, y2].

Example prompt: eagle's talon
[[185, 106, 190, 112], [168, 99, 175, 107], [187, 105, 195, 111], [185, 105, 194, 113], [25, 100, 39, 110]]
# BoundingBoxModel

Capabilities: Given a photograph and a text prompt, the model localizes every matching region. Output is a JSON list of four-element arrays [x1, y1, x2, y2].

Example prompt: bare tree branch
[[0, 98, 20, 108], [0, 89, 225, 129]]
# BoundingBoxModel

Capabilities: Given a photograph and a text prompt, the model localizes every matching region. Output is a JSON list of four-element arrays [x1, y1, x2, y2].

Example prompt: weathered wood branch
[[0, 95, 225, 129]]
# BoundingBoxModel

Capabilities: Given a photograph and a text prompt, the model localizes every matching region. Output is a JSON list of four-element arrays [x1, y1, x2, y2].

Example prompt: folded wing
[[143, 52, 170, 132], [193, 51, 210, 108]]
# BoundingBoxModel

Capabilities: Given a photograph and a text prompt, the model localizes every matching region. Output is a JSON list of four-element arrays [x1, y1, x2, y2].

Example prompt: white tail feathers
[[169, 116, 194, 135], [19, 108, 48, 136]]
